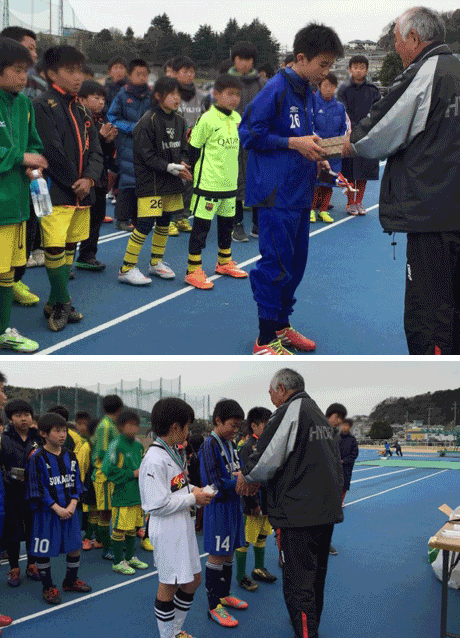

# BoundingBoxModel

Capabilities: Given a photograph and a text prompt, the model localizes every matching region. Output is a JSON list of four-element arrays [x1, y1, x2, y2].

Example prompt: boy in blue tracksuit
[[310, 72, 348, 223], [107, 59, 151, 232], [239, 23, 344, 356]]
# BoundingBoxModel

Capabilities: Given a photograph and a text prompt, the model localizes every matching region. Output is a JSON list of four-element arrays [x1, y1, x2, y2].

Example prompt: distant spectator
[[104, 56, 128, 107], [1, 26, 47, 100], [163, 58, 174, 77], [107, 58, 152, 232], [384, 441, 392, 457], [82, 65, 95, 80], [281, 53, 295, 68], [257, 63, 275, 79], [393, 440, 402, 457], [229, 41, 266, 242], [338, 419, 359, 506]]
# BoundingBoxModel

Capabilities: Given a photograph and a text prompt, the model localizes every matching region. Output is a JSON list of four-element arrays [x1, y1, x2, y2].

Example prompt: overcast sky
[[2, 359, 460, 417], [14, 0, 459, 48]]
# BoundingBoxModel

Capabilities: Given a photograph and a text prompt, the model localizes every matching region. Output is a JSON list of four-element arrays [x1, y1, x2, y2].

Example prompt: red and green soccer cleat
[[208, 604, 238, 627]]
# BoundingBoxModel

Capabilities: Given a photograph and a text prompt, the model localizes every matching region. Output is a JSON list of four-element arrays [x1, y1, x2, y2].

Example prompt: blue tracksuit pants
[[250, 207, 310, 322]]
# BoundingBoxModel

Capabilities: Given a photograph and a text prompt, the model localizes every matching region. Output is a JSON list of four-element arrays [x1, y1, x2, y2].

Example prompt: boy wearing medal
[[199, 399, 248, 628], [139, 398, 214, 639]]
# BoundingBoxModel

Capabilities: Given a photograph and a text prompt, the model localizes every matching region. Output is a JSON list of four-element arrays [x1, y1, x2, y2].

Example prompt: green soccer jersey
[[91, 415, 120, 480], [101, 434, 144, 507], [190, 104, 241, 196]]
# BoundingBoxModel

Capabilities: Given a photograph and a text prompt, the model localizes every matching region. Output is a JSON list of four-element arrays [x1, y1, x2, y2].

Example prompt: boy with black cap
[[0, 399, 41, 586]]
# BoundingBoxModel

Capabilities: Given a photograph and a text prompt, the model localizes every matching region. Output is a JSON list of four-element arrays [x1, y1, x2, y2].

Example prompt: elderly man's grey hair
[[270, 368, 304, 392], [397, 6, 445, 42]]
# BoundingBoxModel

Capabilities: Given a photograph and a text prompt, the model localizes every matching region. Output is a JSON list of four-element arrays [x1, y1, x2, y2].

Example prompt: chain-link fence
[[28, 378, 211, 425], [2, 0, 87, 35]]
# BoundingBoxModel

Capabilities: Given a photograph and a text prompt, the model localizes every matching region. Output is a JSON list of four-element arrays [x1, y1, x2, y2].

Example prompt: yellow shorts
[[137, 194, 184, 218], [245, 515, 273, 545], [40, 206, 90, 247], [94, 479, 114, 511], [112, 505, 144, 532], [0, 222, 27, 274]]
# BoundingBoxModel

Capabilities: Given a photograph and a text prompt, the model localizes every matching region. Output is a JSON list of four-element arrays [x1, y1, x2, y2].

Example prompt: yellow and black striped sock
[[150, 225, 169, 266], [187, 253, 202, 274], [64, 248, 75, 282], [0, 270, 14, 335], [121, 229, 147, 273], [217, 248, 232, 266]]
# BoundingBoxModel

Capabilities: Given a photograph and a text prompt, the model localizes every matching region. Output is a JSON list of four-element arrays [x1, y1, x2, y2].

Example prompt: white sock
[[155, 599, 175, 638], [173, 589, 194, 635]]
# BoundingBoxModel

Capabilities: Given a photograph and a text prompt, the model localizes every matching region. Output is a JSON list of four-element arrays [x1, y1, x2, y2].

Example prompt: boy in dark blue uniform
[[239, 23, 343, 355], [27, 412, 92, 604], [199, 400, 248, 628]]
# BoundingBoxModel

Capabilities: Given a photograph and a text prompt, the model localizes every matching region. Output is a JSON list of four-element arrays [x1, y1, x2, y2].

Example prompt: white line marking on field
[[352, 466, 381, 473], [344, 469, 447, 506], [37, 203, 379, 354], [352, 467, 414, 483], [4, 552, 209, 629]]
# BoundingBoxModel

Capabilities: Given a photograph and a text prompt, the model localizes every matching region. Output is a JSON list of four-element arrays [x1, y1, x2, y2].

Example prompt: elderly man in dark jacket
[[338, 419, 359, 505], [343, 7, 460, 355], [236, 368, 343, 638]]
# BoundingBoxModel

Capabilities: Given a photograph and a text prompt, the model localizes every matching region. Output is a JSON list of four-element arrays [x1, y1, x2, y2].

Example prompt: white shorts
[[149, 510, 201, 585]]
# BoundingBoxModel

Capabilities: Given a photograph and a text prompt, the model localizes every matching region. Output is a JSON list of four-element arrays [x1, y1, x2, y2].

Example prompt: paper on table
[[442, 530, 460, 538]]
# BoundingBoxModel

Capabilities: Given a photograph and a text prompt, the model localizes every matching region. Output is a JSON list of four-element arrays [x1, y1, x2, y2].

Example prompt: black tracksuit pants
[[405, 232, 460, 355], [77, 187, 106, 261], [280, 524, 334, 638]]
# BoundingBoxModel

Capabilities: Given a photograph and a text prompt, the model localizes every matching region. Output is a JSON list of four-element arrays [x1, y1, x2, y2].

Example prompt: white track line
[[37, 204, 379, 355], [353, 466, 381, 473], [351, 467, 414, 483], [4, 552, 209, 629], [344, 469, 447, 507]]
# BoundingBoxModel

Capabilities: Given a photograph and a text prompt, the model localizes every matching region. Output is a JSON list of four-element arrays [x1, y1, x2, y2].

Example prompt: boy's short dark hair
[[108, 56, 127, 71], [152, 76, 180, 105], [83, 64, 94, 77], [1, 26, 36, 42], [78, 79, 106, 99], [4, 399, 33, 420], [218, 58, 233, 74], [188, 433, 204, 452], [213, 73, 242, 93], [293, 23, 344, 61], [213, 399, 244, 425], [0, 37, 33, 74], [349, 54, 369, 69], [43, 45, 86, 84], [151, 397, 195, 437], [325, 403, 348, 420], [48, 405, 69, 422], [128, 58, 149, 75], [171, 55, 195, 72], [87, 418, 99, 437], [117, 410, 140, 428], [342, 418, 354, 428], [102, 395, 124, 414], [38, 412, 67, 435], [247, 407, 272, 428], [319, 71, 338, 87], [231, 41, 257, 64], [0, 372, 6, 384], [75, 411, 91, 422], [284, 53, 295, 65]]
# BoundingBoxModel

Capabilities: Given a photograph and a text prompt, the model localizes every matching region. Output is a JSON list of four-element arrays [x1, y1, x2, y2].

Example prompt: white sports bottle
[[30, 170, 52, 217]]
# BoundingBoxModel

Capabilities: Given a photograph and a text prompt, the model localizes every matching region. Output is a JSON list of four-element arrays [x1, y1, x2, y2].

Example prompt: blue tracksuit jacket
[[313, 92, 347, 182], [238, 67, 317, 209], [107, 84, 151, 190]]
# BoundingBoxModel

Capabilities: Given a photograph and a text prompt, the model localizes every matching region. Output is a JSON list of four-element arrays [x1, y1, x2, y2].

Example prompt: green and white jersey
[[190, 104, 241, 197]]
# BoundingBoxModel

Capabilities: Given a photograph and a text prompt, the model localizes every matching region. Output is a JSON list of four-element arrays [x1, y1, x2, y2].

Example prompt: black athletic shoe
[[250, 225, 258, 238], [329, 546, 338, 555], [232, 223, 249, 242], [116, 221, 133, 232], [75, 258, 106, 271], [48, 303, 69, 331], [44, 303, 83, 324], [238, 575, 259, 591], [252, 567, 277, 583]]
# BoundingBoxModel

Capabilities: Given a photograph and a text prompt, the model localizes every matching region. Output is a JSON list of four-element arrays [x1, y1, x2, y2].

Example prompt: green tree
[[191, 24, 218, 66], [369, 420, 394, 440], [150, 13, 174, 34], [379, 51, 403, 86], [237, 18, 280, 68], [95, 28, 112, 42], [125, 26, 134, 42]]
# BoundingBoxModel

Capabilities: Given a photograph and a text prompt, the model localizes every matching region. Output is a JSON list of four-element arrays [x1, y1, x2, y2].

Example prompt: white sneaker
[[148, 261, 175, 279], [26, 255, 38, 268], [32, 249, 45, 266], [106, 191, 114, 201], [118, 267, 152, 286]]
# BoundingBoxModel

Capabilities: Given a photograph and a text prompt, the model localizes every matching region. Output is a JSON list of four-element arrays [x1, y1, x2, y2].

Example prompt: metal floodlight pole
[[178, 376, 181, 397], [31, 0, 34, 29], [75, 384, 78, 419], [49, 0, 52, 34], [160, 378, 162, 399], [58, 0, 63, 36], [2, 0, 9, 29]]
